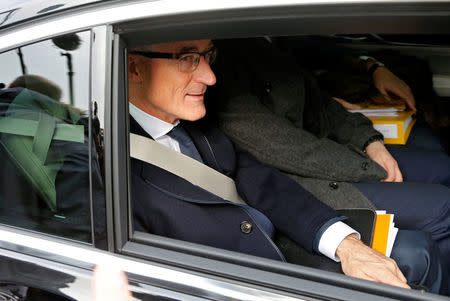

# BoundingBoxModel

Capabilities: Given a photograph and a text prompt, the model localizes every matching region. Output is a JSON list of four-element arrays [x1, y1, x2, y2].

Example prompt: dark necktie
[[166, 126, 203, 163]]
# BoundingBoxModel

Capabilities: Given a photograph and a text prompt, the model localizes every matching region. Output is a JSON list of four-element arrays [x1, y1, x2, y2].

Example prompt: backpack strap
[[0, 116, 84, 163], [0, 118, 84, 143], [0, 88, 85, 212]]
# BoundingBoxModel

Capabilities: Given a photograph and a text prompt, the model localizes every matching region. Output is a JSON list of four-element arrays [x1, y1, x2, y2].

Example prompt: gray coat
[[215, 38, 387, 210]]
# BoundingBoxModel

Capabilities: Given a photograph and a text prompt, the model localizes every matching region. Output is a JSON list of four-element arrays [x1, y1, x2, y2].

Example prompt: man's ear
[[128, 54, 142, 84]]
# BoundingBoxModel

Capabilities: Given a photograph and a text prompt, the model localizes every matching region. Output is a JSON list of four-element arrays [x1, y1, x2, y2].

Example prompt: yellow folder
[[367, 111, 416, 145], [371, 214, 391, 255]]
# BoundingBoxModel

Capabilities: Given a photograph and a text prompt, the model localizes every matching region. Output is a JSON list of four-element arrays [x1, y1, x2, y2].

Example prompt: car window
[[122, 31, 449, 298], [0, 31, 106, 245]]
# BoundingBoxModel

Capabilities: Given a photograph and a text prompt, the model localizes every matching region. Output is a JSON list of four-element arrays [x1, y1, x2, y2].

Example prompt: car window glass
[[0, 31, 106, 244], [125, 34, 449, 298]]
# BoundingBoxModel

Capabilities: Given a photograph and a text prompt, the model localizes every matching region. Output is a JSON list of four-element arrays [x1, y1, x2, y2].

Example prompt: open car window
[[80, 1, 450, 300], [118, 34, 449, 301]]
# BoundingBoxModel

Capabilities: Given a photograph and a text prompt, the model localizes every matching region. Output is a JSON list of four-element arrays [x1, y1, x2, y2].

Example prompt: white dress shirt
[[129, 102, 181, 152], [129, 102, 359, 262]]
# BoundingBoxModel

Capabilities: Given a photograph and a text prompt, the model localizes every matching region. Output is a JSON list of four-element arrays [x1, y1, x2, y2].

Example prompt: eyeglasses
[[129, 47, 217, 73]]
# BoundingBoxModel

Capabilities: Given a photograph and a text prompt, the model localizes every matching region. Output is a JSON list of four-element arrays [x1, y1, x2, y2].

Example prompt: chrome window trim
[[126, 231, 447, 301], [0, 226, 305, 301], [0, 244, 211, 301], [91, 25, 114, 251], [111, 32, 131, 252], [1, 0, 450, 52], [0, 246, 93, 300]]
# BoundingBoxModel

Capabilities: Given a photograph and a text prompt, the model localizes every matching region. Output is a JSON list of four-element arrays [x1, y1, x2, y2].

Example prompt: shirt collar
[[129, 102, 180, 139]]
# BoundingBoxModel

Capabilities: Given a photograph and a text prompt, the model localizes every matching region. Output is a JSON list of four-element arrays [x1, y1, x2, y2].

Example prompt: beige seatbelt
[[129, 133, 246, 205]]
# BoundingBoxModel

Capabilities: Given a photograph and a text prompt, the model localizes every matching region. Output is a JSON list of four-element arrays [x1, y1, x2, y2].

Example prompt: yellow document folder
[[367, 111, 416, 145], [371, 211, 398, 257], [371, 214, 391, 255]]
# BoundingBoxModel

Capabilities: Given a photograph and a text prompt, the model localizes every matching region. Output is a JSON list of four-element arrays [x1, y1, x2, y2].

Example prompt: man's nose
[[194, 56, 216, 86]]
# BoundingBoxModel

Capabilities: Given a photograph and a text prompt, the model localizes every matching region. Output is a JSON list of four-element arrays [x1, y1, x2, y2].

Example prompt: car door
[[107, 1, 449, 301], [0, 1, 448, 300]]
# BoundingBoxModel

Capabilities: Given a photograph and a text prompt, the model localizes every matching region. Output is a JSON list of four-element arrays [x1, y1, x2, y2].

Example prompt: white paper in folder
[[372, 124, 398, 139]]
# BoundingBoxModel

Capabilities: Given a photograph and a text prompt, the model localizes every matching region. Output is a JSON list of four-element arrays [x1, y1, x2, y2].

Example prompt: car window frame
[[0, 27, 103, 246], [109, 2, 450, 301]]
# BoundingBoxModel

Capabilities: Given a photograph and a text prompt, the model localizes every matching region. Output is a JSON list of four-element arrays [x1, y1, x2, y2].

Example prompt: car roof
[[0, 0, 109, 29], [2, 0, 449, 32]]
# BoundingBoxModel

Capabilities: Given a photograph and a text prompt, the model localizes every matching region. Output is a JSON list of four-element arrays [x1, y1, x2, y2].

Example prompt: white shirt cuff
[[318, 221, 360, 262]]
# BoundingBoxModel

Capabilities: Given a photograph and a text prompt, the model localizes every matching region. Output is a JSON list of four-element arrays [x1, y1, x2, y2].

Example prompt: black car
[[0, 0, 449, 300]]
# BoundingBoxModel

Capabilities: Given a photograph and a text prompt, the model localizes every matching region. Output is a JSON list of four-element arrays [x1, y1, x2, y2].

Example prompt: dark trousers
[[352, 135, 450, 294], [275, 230, 448, 295], [353, 181, 450, 265], [403, 124, 448, 154], [386, 145, 450, 188], [387, 124, 449, 187], [391, 231, 448, 296]]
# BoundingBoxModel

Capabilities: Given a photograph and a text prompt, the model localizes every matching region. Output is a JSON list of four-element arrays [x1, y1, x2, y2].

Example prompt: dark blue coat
[[131, 117, 340, 261]]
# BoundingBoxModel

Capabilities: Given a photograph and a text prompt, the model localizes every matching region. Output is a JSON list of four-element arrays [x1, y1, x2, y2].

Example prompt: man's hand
[[372, 66, 416, 111], [337, 234, 410, 289], [365, 141, 403, 182], [333, 97, 362, 110]]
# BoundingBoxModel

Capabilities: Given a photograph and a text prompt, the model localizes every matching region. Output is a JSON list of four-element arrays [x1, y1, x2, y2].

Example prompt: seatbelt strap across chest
[[129, 133, 246, 205]]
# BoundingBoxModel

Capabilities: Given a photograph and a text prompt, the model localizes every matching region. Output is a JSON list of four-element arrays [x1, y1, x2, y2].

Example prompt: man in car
[[127, 39, 447, 295], [214, 38, 449, 269]]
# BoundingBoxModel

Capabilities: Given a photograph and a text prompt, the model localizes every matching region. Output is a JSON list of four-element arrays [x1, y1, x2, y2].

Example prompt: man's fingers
[[385, 258, 408, 284], [382, 163, 395, 182], [385, 85, 417, 111], [353, 264, 410, 290], [377, 272, 410, 289], [383, 163, 402, 182], [390, 86, 407, 99], [373, 67, 416, 110], [396, 265, 408, 284], [360, 265, 410, 289], [338, 235, 410, 290], [365, 141, 404, 182], [333, 97, 362, 110], [394, 165, 403, 182], [378, 87, 390, 98], [380, 92, 391, 100], [388, 159, 403, 182], [347, 103, 362, 110], [399, 87, 416, 111], [378, 269, 410, 289], [383, 174, 394, 182]]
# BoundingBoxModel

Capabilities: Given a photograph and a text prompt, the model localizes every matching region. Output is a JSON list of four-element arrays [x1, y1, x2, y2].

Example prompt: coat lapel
[[129, 116, 227, 204]]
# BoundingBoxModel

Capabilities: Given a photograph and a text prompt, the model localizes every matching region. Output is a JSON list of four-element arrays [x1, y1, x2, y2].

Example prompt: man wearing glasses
[[128, 39, 446, 294]]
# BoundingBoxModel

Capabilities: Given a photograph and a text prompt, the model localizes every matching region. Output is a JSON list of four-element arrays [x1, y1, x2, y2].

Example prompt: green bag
[[0, 88, 84, 212]]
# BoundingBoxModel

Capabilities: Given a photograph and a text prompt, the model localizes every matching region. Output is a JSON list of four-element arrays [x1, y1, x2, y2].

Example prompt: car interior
[[121, 32, 450, 296]]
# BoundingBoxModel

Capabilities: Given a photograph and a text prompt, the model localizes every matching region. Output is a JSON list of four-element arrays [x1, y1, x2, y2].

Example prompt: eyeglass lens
[[178, 48, 216, 72]]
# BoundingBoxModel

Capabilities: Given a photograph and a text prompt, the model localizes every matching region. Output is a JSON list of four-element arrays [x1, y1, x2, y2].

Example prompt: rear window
[[0, 31, 106, 245]]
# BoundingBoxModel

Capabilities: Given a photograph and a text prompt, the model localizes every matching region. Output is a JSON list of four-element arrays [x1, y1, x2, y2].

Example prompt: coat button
[[329, 182, 339, 190], [361, 162, 369, 170], [240, 221, 253, 234]]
